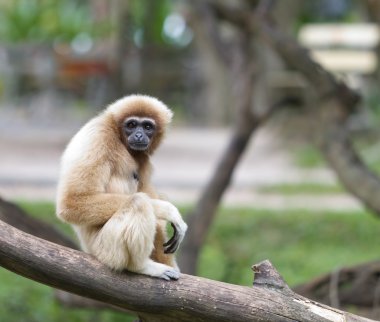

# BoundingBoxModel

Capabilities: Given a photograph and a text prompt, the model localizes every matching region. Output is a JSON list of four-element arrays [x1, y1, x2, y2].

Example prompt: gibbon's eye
[[143, 122, 155, 131], [126, 120, 137, 129]]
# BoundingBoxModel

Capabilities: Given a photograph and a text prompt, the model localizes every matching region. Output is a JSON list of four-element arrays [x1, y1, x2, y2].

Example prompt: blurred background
[[2, 0, 380, 321]]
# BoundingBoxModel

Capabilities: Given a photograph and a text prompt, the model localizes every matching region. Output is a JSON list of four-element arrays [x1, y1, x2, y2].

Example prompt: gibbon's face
[[123, 116, 156, 151]]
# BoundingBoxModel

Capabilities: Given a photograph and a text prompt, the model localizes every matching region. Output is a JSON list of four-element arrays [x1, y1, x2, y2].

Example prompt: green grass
[[3, 201, 380, 321], [257, 183, 344, 195], [293, 142, 380, 174], [198, 208, 380, 287], [293, 145, 325, 168]]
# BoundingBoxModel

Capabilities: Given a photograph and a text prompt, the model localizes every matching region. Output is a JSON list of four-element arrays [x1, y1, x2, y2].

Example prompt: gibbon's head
[[107, 95, 173, 154]]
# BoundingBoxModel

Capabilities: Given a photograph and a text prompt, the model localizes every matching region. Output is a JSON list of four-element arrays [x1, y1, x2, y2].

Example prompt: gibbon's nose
[[135, 131, 143, 141]]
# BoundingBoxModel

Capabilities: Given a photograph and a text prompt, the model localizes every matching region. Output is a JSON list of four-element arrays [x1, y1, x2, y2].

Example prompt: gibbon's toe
[[160, 268, 180, 281]]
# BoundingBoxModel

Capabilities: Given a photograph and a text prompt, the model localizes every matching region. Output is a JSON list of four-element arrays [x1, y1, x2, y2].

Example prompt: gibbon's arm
[[57, 153, 145, 227], [57, 192, 138, 227]]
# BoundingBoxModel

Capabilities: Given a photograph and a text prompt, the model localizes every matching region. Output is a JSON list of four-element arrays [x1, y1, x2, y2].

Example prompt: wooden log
[[0, 219, 374, 322]]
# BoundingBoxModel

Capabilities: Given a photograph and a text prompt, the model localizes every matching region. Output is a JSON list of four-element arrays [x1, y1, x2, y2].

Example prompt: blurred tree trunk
[[179, 1, 259, 274], [179, 0, 301, 275], [112, 0, 131, 98], [364, 0, 380, 82], [185, 3, 232, 125]]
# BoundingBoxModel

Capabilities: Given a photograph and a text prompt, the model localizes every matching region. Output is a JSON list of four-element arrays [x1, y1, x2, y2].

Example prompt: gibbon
[[56, 95, 187, 280]]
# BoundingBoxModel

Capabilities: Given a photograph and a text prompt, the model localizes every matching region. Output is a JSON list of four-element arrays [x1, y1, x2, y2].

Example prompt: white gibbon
[[56, 95, 187, 280]]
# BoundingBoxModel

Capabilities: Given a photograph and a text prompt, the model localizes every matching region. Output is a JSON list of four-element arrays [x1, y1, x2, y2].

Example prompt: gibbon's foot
[[160, 268, 180, 281], [135, 259, 180, 280]]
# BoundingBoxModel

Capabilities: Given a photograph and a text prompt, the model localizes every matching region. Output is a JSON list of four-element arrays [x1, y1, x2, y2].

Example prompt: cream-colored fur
[[56, 95, 187, 280]]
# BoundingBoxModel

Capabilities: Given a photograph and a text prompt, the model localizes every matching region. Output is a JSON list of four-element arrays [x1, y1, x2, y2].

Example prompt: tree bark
[[0, 219, 374, 322]]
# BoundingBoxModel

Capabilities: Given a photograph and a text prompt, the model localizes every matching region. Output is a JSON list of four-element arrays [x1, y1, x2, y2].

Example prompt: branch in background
[[253, 5, 380, 217], [294, 260, 380, 310], [0, 197, 77, 249], [0, 219, 373, 322], [210, 0, 380, 218]]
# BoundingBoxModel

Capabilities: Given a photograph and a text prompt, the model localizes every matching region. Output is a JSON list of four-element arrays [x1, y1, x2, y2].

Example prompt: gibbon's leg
[[89, 193, 179, 280]]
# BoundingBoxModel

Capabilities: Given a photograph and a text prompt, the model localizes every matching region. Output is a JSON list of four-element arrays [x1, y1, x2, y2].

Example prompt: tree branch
[[294, 260, 380, 309], [211, 0, 380, 217], [252, 8, 380, 217], [0, 219, 373, 322]]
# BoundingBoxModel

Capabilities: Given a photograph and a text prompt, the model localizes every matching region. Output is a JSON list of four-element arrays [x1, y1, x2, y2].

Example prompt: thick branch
[[0, 219, 373, 322]]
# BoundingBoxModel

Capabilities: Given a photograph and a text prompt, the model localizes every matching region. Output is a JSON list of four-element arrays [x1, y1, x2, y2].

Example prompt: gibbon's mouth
[[130, 143, 149, 151]]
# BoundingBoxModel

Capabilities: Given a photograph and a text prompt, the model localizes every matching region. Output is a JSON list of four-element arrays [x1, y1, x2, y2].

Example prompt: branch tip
[[252, 260, 291, 291]]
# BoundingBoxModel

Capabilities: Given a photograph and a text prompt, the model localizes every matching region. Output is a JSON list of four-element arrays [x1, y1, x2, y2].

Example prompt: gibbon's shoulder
[[106, 95, 173, 128], [61, 114, 116, 166]]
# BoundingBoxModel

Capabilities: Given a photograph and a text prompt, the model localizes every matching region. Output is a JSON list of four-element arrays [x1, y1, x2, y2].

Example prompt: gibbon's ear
[[106, 94, 173, 154]]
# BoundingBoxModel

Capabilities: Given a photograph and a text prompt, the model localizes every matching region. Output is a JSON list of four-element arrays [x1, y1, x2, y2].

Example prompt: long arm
[[57, 150, 138, 227], [57, 192, 134, 226]]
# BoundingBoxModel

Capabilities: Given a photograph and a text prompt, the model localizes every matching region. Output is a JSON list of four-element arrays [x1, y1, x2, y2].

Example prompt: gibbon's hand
[[164, 221, 187, 254], [151, 199, 188, 253]]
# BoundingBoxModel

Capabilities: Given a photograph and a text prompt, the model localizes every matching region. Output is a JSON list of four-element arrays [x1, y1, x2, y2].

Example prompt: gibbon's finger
[[164, 223, 181, 253], [165, 244, 179, 254], [164, 236, 179, 254], [163, 223, 177, 247]]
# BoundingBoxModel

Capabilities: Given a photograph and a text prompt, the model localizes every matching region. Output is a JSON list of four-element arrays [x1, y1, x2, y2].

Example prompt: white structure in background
[[298, 23, 379, 77]]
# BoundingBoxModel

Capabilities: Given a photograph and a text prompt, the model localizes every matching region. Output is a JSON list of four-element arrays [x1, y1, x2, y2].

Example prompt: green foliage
[[130, 0, 171, 45], [0, 0, 109, 43]]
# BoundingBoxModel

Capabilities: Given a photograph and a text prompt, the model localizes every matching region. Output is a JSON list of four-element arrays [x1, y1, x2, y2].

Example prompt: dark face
[[123, 117, 156, 151]]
